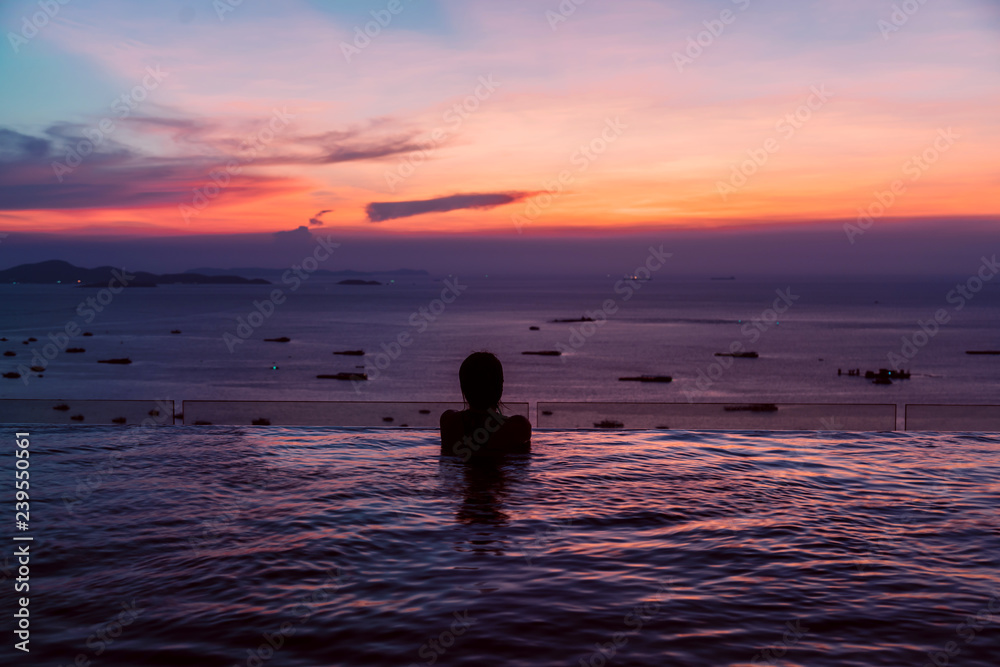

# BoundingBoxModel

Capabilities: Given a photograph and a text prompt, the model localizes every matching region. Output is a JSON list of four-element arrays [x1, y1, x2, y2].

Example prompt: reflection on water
[[16, 426, 1000, 666]]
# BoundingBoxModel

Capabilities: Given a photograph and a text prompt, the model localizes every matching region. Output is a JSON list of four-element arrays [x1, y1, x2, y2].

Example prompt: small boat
[[966, 350, 1000, 355], [724, 403, 778, 412], [715, 351, 759, 358], [865, 368, 909, 380], [333, 350, 365, 356], [97, 357, 132, 364], [594, 419, 624, 428], [316, 372, 367, 381], [522, 351, 561, 356], [618, 375, 673, 383]]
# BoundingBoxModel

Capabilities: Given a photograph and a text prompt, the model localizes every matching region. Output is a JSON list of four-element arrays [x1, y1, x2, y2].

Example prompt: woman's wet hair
[[459, 351, 504, 410]]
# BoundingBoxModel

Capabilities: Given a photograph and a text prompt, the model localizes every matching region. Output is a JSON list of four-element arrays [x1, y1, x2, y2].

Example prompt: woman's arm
[[492, 414, 531, 451], [440, 410, 465, 456]]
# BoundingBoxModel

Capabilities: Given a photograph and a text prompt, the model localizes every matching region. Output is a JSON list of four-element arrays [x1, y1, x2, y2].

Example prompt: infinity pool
[[12, 426, 1000, 666]]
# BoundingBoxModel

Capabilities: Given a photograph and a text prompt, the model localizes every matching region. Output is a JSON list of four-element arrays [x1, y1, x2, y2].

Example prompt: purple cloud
[[0, 117, 433, 211]]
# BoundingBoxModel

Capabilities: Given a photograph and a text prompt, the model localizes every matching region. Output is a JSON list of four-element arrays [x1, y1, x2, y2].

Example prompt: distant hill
[[0, 260, 271, 286], [185, 267, 429, 278]]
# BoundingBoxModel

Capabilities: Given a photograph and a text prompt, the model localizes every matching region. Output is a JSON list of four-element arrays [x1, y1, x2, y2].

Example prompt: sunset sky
[[0, 0, 998, 268]]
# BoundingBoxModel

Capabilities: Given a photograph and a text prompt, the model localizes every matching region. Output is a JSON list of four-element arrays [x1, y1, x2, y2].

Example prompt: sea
[[0, 274, 998, 412]]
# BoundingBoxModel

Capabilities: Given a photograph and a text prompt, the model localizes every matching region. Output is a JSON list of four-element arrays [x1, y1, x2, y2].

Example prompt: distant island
[[185, 266, 428, 279], [338, 279, 381, 286], [0, 260, 270, 286]]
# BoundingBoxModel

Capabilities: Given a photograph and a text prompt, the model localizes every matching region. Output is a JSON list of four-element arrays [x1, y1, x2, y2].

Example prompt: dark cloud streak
[[366, 192, 531, 222]]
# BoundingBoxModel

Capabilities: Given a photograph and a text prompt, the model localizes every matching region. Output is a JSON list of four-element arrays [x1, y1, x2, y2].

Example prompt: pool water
[[9, 426, 1000, 666]]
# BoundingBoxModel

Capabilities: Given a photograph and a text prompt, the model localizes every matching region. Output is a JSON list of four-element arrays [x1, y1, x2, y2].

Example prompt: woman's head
[[459, 351, 503, 410]]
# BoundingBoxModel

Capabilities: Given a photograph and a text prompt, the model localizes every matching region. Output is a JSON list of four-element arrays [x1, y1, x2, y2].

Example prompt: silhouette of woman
[[440, 352, 531, 460]]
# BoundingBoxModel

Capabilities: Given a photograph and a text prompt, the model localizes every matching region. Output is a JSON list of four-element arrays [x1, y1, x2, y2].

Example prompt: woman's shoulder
[[440, 409, 472, 428]]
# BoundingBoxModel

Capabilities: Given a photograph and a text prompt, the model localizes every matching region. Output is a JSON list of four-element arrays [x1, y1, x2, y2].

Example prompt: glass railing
[[0, 399, 175, 425], [180, 401, 529, 427], [903, 404, 1000, 432], [535, 402, 895, 431], [0, 399, 997, 431]]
